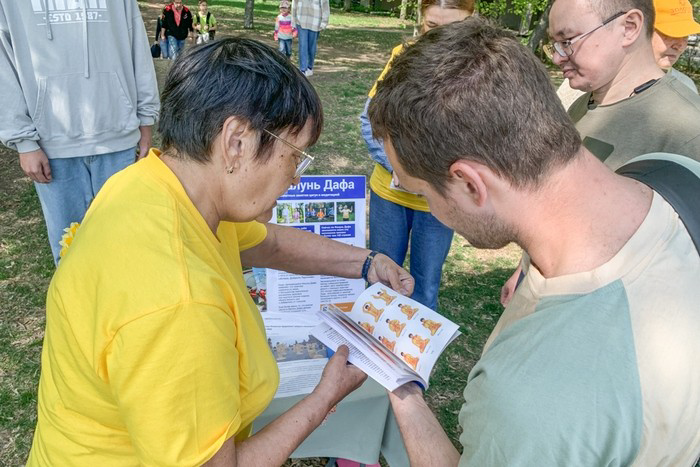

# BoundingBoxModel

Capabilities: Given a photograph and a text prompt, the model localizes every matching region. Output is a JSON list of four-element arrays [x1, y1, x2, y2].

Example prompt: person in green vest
[[194, 0, 217, 44]]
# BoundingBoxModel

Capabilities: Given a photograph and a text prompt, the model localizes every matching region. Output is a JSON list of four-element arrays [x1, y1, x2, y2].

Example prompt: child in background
[[194, 0, 216, 44], [274, 0, 296, 58]]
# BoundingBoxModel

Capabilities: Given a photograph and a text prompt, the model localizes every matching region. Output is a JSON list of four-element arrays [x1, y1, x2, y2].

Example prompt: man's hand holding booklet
[[312, 283, 461, 391]]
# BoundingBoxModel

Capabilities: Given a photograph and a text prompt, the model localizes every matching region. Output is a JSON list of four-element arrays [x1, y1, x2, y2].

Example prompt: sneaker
[[304, 69, 313, 77]]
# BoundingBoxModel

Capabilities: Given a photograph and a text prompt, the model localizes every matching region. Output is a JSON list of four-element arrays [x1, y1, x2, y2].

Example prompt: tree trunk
[[527, 0, 553, 54], [244, 0, 255, 29], [344, 0, 352, 12], [519, 2, 533, 36], [413, 0, 422, 37], [400, 0, 408, 20]]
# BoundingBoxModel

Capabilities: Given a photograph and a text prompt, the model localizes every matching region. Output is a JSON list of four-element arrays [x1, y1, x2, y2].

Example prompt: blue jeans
[[278, 39, 292, 58], [369, 190, 454, 311], [167, 36, 186, 60], [159, 38, 170, 59], [34, 147, 136, 264], [297, 28, 319, 72]]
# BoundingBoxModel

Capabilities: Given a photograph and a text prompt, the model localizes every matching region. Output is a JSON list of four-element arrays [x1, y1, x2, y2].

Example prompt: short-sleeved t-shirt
[[458, 154, 700, 466], [568, 74, 700, 170], [28, 150, 279, 466]]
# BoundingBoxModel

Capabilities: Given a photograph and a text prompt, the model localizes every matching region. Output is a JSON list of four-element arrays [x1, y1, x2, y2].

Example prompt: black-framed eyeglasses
[[544, 11, 627, 59], [263, 129, 315, 178]]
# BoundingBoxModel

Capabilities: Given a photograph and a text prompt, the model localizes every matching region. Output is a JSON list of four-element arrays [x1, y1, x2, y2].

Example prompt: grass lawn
[[0, 2, 522, 465]]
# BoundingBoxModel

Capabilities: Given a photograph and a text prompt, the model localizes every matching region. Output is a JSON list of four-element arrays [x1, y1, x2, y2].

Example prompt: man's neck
[[512, 149, 652, 278], [592, 47, 665, 105]]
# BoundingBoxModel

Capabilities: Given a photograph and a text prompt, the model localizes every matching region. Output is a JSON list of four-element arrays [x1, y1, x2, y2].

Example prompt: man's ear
[[448, 159, 488, 207], [621, 9, 644, 47], [219, 116, 252, 170]]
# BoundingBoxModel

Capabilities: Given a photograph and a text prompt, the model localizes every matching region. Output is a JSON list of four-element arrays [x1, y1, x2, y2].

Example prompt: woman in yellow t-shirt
[[28, 39, 414, 467], [360, 0, 474, 311]]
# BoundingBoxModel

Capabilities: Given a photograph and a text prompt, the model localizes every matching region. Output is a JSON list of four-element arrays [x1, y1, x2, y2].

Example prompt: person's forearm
[[235, 390, 332, 465], [241, 223, 369, 278], [389, 385, 461, 466], [204, 346, 366, 467], [204, 385, 336, 466]]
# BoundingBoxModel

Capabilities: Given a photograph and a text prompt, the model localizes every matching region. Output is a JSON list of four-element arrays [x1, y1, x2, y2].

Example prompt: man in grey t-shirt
[[547, 0, 700, 169]]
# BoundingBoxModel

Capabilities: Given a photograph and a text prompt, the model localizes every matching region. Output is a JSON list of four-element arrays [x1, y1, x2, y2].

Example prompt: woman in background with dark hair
[[28, 38, 413, 466], [360, 0, 475, 312]]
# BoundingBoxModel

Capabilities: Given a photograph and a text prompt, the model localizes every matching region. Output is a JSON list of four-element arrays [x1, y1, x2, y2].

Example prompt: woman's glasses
[[264, 129, 314, 178]]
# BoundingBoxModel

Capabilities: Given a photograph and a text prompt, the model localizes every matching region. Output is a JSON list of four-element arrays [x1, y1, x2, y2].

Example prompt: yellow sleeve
[[218, 221, 268, 252], [368, 44, 406, 98], [105, 303, 242, 466], [235, 221, 267, 251]]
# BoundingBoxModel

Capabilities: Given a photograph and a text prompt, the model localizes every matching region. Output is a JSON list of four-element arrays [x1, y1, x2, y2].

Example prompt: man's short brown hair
[[368, 18, 581, 195]]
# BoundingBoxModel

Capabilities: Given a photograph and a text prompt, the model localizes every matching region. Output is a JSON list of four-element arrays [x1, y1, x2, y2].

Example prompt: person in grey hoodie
[[0, 0, 160, 264]]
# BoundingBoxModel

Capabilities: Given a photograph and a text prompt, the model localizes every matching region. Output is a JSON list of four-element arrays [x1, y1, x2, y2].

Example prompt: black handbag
[[151, 42, 161, 58]]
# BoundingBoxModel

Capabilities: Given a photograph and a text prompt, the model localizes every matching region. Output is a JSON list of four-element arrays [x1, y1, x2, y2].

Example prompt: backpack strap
[[616, 159, 700, 255], [207, 11, 211, 25]]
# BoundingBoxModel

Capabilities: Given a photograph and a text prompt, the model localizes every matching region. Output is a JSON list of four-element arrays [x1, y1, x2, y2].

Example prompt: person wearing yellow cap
[[652, 0, 700, 92]]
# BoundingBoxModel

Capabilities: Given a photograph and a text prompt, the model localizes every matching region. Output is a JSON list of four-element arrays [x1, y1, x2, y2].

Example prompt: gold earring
[[226, 157, 240, 174]]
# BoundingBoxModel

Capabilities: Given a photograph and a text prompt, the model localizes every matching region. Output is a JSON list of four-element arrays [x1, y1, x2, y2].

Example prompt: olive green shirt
[[568, 74, 700, 170]]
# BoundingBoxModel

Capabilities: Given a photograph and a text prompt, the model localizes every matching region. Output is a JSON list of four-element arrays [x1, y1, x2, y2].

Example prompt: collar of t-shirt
[[174, 7, 182, 26]]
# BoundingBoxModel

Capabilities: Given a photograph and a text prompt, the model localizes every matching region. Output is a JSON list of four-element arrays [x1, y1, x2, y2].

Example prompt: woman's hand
[[367, 253, 415, 296], [313, 345, 367, 411]]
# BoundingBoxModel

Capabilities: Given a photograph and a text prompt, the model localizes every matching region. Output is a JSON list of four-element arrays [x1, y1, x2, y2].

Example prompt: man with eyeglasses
[[554, 0, 700, 110], [548, 0, 700, 170]]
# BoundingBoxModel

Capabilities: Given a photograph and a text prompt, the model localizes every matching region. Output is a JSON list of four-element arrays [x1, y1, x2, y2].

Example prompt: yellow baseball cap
[[654, 0, 700, 38]]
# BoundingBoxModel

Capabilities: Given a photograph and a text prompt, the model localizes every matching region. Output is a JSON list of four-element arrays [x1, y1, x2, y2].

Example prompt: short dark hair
[[369, 18, 581, 195], [159, 38, 323, 164], [584, 0, 654, 39]]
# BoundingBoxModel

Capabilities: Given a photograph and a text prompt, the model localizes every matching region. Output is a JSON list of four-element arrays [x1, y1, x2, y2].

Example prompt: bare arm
[[389, 383, 460, 466], [240, 223, 414, 295], [204, 346, 367, 466]]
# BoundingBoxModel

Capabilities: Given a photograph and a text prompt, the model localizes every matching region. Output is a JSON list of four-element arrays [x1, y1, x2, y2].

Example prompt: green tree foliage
[[476, 0, 549, 19]]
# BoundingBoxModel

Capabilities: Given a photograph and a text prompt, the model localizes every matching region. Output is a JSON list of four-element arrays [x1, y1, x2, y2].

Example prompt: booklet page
[[340, 283, 461, 383], [263, 313, 329, 398]]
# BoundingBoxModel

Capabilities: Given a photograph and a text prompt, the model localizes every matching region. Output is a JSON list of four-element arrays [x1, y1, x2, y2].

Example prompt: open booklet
[[312, 283, 461, 391]]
